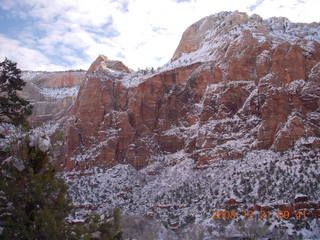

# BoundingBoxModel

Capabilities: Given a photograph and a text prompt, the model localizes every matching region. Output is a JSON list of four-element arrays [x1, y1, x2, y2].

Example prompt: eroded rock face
[[172, 11, 251, 61], [64, 11, 320, 171], [21, 71, 85, 124]]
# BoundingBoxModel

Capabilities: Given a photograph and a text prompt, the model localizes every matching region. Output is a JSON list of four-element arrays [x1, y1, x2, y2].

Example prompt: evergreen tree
[[0, 137, 123, 239], [0, 58, 32, 126], [0, 138, 74, 239], [82, 209, 122, 240]]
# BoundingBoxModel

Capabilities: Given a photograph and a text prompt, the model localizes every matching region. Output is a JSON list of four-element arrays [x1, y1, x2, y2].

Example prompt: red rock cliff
[[63, 11, 320, 171]]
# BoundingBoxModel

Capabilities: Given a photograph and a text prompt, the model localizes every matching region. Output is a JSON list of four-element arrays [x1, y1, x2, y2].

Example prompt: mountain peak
[[171, 11, 320, 63], [87, 55, 131, 74], [171, 11, 249, 61]]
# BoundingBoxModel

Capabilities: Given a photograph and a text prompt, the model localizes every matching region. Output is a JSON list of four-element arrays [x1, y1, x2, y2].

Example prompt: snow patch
[[39, 86, 79, 98]]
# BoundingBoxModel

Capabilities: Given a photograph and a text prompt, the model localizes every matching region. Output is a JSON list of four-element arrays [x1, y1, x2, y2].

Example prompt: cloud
[[0, 34, 68, 71], [248, 0, 265, 12], [0, 0, 319, 71], [245, 0, 320, 23]]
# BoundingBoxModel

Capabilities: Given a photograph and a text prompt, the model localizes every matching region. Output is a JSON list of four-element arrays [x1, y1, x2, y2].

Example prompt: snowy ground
[[66, 143, 320, 239]]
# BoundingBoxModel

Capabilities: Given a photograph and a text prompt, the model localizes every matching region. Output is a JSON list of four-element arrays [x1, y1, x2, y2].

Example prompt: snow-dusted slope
[[168, 11, 320, 71], [66, 147, 320, 239]]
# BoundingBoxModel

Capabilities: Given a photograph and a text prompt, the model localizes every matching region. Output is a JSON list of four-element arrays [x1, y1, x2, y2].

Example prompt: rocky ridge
[[59, 12, 320, 238], [63, 11, 320, 172]]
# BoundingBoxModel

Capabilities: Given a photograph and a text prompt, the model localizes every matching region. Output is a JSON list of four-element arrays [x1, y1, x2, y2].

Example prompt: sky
[[0, 0, 319, 71]]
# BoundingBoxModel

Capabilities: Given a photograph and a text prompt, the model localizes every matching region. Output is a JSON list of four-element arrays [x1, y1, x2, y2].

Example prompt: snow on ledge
[[39, 86, 79, 98]]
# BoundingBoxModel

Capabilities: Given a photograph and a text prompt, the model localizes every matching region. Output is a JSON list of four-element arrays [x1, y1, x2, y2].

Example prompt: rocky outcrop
[[172, 11, 251, 61], [87, 55, 131, 74], [20, 71, 85, 124], [63, 11, 320, 171]]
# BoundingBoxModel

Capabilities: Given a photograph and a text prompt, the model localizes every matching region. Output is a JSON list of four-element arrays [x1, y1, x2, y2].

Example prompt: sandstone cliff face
[[64, 11, 320, 171], [21, 71, 85, 124]]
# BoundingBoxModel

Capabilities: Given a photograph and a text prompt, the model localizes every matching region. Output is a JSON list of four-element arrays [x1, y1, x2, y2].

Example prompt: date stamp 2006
[[210, 209, 316, 221]]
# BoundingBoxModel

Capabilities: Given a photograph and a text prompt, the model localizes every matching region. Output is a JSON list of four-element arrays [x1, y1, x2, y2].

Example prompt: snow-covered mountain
[[6, 11, 320, 239]]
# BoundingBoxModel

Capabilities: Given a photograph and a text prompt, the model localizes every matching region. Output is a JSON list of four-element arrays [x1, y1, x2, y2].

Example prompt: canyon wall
[[21, 71, 85, 124], [63, 11, 320, 171]]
